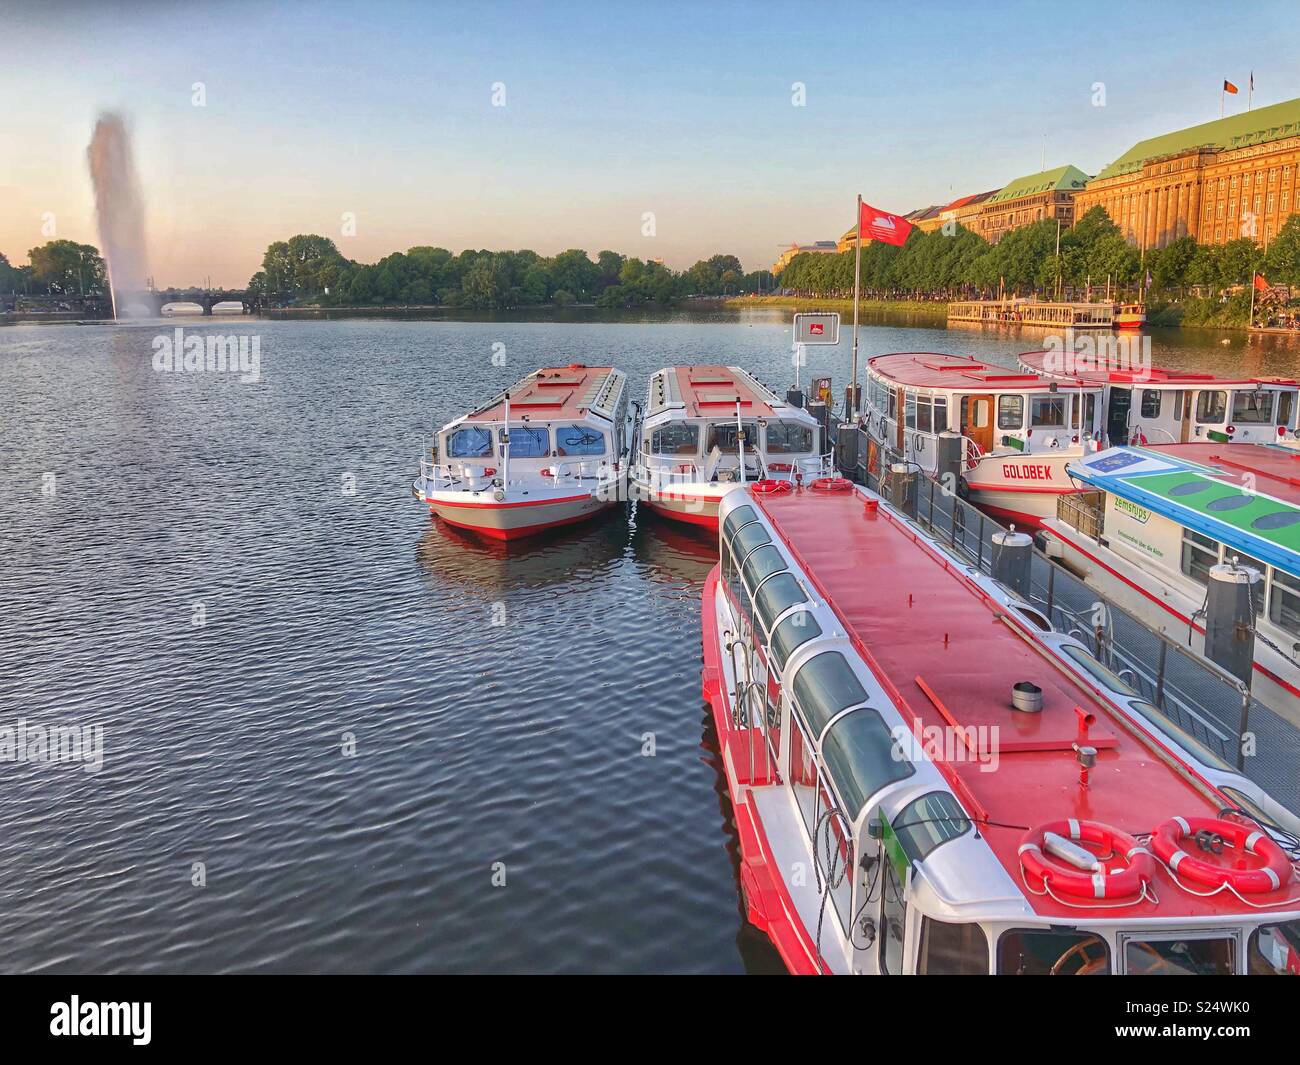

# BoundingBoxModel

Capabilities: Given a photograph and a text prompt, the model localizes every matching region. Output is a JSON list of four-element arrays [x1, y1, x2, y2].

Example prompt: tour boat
[[1040, 442, 1300, 725], [1114, 303, 1146, 331], [1018, 349, 1300, 449], [703, 478, 1300, 974], [630, 365, 830, 531], [861, 352, 1105, 529], [413, 365, 636, 541]]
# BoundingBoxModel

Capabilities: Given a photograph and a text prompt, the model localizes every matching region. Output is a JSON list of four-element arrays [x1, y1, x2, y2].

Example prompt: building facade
[[1076, 97, 1300, 249], [974, 165, 1089, 243], [772, 241, 839, 275]]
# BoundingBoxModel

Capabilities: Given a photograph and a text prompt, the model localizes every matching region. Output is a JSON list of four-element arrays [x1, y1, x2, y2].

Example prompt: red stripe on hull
[[643, 498, 720, 530], [435, 507, 606, 541], [701, 564, 825, 975]]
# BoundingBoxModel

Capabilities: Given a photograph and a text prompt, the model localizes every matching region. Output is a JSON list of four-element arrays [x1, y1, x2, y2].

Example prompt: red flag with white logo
[[859, 201, 914, 246]]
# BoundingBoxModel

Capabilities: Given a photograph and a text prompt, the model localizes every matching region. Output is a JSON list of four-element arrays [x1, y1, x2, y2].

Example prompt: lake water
[[2, 309, 1298, 973]]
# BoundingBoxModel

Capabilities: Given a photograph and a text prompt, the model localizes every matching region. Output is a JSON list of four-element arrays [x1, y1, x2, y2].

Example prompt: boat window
[[1248, 920, 1300, 974], [651, 422, 699, 455], [1126, 700, 1234, 772], [755, 572, 807, 633], [720, 540, 736, 587], [446, 426, 494, 458], [1232, 389, 1275, 424], [999, 929, 1110, 975], [1279, 390, 1295, 427], [556, 425, 605, 456], [731, 522, 772, 562], [915, 395, 933, 434], [722, 504, 758, 540], [1124, 937, 1234, 975], [765, 421, 813, 454], [1180, 528, 1221, 585], [1173, 391, 1185, 421], [501, 426, 549, 457], [1140, 389, 1162, 418], [1030, 395, 1067, 428], [917, 919, 989, 975], [893, 791, 971, 862], [997, 395, 1024, 430], [706, 422, 758, 454], [1270, 568, 1300, 637], [741, 545, 786, 598], [905, 392, 917, 430], [933, 396, 948, 432], [1060, 645, 1138, 696], [1197, 390, 1228, 424], [821, 708, 915, 818], [791, 651, 868, 736], [887, 389, 898, 420], [771, 611, 822, 672]]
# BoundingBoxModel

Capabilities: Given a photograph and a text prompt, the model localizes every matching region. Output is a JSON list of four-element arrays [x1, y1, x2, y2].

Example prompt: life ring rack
[[810, 476, 853, 493], [750, 479, 794, 496], [1151, 816, 1295, 895], [1018, 819, 1155, 903]]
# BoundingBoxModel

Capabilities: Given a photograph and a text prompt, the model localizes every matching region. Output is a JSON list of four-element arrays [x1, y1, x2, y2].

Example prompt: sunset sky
[[3, 0, 1299, 286]]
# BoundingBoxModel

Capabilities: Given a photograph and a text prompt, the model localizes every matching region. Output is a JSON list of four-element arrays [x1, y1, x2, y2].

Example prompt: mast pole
[[851, 194, 862, 419]]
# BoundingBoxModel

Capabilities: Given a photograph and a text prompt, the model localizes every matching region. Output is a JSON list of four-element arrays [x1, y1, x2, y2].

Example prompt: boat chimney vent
[[1010, 681, 1043, 713], [1075, 744, 1097, 788]]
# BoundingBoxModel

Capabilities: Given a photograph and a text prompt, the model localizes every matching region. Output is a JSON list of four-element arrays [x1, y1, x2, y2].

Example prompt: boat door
[[1106, 387, 1131, 446], [1179, 391, 1194, 442], [959, 394, 993, 456]]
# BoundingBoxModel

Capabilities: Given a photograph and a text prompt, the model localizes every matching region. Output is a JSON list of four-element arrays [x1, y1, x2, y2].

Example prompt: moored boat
[[1041, 442, 1300, 725], [1114, 302, 1146, 331], [1018, 349, 1300, 449], [703, 477, 1300, 974], [414, 365, 636, 541], [861, 352, 1105, 529], [630, 365, 830, 531]]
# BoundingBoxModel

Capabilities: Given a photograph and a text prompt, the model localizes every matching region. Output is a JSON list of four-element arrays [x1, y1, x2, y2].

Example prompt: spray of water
[[86, 112, 148, 319]]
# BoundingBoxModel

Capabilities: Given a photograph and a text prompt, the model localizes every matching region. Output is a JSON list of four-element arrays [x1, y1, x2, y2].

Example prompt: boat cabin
[[1018, 351, 1300, 448], [864, 352, 1102, 469]]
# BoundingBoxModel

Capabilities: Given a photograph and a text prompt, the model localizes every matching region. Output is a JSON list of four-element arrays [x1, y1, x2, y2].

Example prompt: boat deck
[[867, 352, 1083, 392], [467, 365, 617, 422], [754, 486, 1300, 919], [1019, 349, 1298, 388]]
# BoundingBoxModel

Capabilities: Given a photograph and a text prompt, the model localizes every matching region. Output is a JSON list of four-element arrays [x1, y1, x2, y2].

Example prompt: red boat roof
[[467, 365, 617, 422], [868, 352, 1087, 392], [1019, 349, 1299, 388], [672, 365, 778, 418], [754, 486, 1300, 919], [1143, 443, 1300, 508]]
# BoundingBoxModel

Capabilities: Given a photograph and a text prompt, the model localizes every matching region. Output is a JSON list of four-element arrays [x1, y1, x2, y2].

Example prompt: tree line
[[777, 207, 1300, 300], [0, 241, 108, 296], [247, 237, 776, 308]]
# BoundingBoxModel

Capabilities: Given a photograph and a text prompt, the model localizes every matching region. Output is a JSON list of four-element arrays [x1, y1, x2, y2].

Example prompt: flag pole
[[1220, 83, 1225, 119], [851, 193, 862, 419]]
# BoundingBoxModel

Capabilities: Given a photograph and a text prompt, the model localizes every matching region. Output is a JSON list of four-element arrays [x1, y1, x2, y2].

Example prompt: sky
[[2, 0, 1299, 287]]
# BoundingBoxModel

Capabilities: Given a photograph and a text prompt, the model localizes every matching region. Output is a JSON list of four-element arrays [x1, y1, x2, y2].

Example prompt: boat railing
[[1057, 490, 1105, 539], [846, 428, 1300, 815]]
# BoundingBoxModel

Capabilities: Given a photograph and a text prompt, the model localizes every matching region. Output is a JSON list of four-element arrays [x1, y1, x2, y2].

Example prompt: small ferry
[[1114, 302, 1146, 331], [703, 478, 1300, 974], [1041, 443, 1300, 725], [630, 365, 829, 531], [413, 365, 636, 541], [861, 352, 1104, 529], [1018, 349, 1300, 449], [948, 298, 1116, 330]]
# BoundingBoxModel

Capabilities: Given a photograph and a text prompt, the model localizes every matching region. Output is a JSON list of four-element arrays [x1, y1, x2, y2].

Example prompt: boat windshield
[[447, 425, 495, 458], [650, 422, 699, 456], [1249, 920, 1300, 974], [1231, 389, 1276, 423], [1123, 936, 1235, 975], [999, 928, 1111, 975], [765, 421, 814, 454], [707, 422, 758, 454]]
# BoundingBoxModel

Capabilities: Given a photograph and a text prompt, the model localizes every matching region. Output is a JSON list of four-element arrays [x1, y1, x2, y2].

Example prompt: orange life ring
[[1151, 816, 1294, 894], [750, 479, 793, 495], [810, 476, 853, 492], [1019, 819, 1154, 900]]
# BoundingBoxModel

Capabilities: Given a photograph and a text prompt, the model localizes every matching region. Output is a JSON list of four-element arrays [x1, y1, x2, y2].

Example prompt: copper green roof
[[984, 165, 1090, 204], [1095, 96, 1300, 180]]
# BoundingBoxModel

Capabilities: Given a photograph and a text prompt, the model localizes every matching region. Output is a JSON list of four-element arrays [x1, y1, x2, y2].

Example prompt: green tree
[[1263, 216, 1300, 285], [27, 240, 107, 295]]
